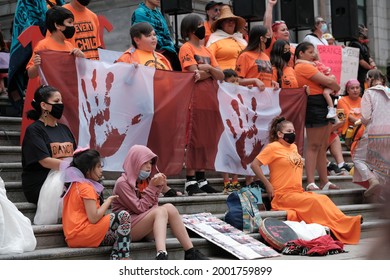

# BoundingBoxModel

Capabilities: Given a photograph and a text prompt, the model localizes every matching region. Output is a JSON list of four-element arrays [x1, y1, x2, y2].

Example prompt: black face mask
[[77, 0, 91, 6], [282, 132, 296, 144], [194, 26, 206, 40], [282, 51, 291, 62], [46, 103, 64, 119], [264, 37, 272, 49], [62, 25, 76, 39]]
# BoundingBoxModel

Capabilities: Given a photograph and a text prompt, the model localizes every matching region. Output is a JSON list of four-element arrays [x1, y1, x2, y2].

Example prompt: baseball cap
[[205, 1, 223, 11]]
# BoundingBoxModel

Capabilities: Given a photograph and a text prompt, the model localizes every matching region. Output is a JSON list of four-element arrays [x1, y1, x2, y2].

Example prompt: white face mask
[[138, 170, 151, 180]]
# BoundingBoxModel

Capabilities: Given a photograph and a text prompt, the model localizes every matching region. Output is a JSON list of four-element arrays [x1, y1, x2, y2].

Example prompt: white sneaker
[[326, 107, 337, 118]]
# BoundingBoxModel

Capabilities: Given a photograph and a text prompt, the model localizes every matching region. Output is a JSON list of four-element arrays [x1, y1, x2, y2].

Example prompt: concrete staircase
[[0, 115, 386, 260]]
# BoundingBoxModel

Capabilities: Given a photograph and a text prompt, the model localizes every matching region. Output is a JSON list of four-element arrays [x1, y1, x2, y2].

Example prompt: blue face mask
[[138, 170, 151, 180], [320, 23, 328, 33]]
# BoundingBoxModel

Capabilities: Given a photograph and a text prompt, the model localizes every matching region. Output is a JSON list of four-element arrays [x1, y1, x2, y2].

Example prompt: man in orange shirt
[[63, 0, 101, 60], [204, 1, 222, 46]]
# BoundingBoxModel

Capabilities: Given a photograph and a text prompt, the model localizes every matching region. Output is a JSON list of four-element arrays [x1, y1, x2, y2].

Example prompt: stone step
[[4, 175, 363, 203], [0, 131, 20, 146], [0, 146, 21, 162], [0, 220, 386, 260], [14, 199, 378, 230], [0, 116, 22, 131], [0, 162, 22, 181]]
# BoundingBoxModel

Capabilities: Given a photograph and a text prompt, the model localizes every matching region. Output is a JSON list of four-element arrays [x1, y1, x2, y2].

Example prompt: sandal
[[321, 181, 340, 190], [306, 182, 320, 191]]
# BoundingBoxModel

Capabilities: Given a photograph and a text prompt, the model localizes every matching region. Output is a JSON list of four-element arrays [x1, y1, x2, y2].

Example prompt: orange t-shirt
[[207, 37, 246, 70], [204, 21, 212, 46], [63, 4, 101, 60], [294, 63, 323, 95], [235, 50, 273, 87], [179, 42, 219, 71], [337, 96, 362, 134], [256, 141, 304, 195], [62, 181, 110, 248], [116, 48, 172, 70], [272, 66, 298, 88], [26, 37, 74, 70]]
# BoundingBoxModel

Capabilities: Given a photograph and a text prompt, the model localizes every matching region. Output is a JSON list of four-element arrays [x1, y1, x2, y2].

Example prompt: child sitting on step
[[112, 144, 208, 260], [62, 148, 131, 260]]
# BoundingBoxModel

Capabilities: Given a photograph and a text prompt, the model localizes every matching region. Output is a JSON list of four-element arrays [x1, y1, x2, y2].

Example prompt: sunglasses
[[213, 8, 221, 12]]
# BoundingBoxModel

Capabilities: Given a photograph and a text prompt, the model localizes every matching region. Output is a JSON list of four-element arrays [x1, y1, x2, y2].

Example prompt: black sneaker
[[327, 162, 343, 175], [198, 179, 220, 193], [341, 163, 353, 172], [156, 251, 168, 260], [185, 180, 207, 196], [184, 248, 209, 260]]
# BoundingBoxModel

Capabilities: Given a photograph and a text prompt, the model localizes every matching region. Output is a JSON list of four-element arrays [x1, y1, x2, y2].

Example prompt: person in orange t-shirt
[[62, 149, 131, 260], [294, 41, 340, 191], [235, 25, 278, 89], [263, 0, 295, 66], [63, 0, 101, 60], [116, 22, 172, 70], [270, 39, 298, 88], [179, 14, 224, 196], [251, 116, 361, 244], [203, 1, 222, 46], [27, 6, 84, 79]]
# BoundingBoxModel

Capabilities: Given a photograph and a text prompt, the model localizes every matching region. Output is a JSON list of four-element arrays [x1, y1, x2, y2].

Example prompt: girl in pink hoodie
[[112, 145, 208, 260]]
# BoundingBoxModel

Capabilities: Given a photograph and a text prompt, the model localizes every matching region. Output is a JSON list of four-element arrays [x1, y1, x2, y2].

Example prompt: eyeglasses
[[274, 20, 285, 24]]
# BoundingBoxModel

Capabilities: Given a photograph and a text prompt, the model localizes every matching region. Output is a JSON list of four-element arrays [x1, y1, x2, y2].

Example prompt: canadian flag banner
[[22, 51, 307, 175]]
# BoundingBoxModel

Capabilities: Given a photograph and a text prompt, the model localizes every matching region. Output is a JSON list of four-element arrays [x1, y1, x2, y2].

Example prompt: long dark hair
[[71, 149, 101, 178], [242, 25, 268, 53], [269, 116, 292, 142], [270, 39, 289, 86], [26, 85, 59, 120]]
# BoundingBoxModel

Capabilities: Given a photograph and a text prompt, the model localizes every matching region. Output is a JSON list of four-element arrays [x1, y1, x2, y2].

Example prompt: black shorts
[[305, 94, 333, 128]]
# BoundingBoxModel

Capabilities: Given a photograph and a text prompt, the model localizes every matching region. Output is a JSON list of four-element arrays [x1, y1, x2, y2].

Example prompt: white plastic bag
[[33, 170, 64, 225], [283, 221, 327, 241], [0, 176, 37, 254]]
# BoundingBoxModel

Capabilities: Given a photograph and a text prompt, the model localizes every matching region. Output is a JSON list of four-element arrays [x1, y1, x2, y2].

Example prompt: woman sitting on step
[[62, 148, 131, 260], [112, 145, 208, 260], [250, 116, 361, 244]]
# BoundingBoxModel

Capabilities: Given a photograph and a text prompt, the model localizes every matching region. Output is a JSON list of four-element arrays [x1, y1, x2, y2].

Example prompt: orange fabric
[[235, 51, 273, 87], [272, 66, 298, 88], [63, 4, 101, 60], [26, 37, 74, 70], [116, 48, 172, 70], [257, 141, 361, 244], [294, 63, 324, 95], [336, 96, 362, 135], [204, 21, 212, 46], [207, 37, 246, 70], [179, 42, 219, 71], [62, 182, 110, 247]]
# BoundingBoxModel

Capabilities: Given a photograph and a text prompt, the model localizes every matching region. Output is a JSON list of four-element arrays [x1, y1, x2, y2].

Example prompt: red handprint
[[225, 93, 264, 170], [80, 68, 142, 158]]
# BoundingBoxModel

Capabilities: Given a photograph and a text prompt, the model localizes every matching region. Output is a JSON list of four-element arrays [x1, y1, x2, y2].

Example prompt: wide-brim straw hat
[[211, 5, 246, 33]]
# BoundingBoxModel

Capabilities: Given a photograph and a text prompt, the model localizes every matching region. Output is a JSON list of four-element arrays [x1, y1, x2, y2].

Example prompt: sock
[[338, 162, 345, 168], [195, 171, 205, 181]]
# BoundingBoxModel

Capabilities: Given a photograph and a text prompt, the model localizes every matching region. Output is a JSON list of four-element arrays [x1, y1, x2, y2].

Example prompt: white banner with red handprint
[[215, 84, 281, 175], [22, 51, 307, 175]]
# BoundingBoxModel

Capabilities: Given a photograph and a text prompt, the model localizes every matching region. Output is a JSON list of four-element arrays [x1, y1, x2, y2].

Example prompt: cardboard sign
[[182, 212, 279, 260]]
